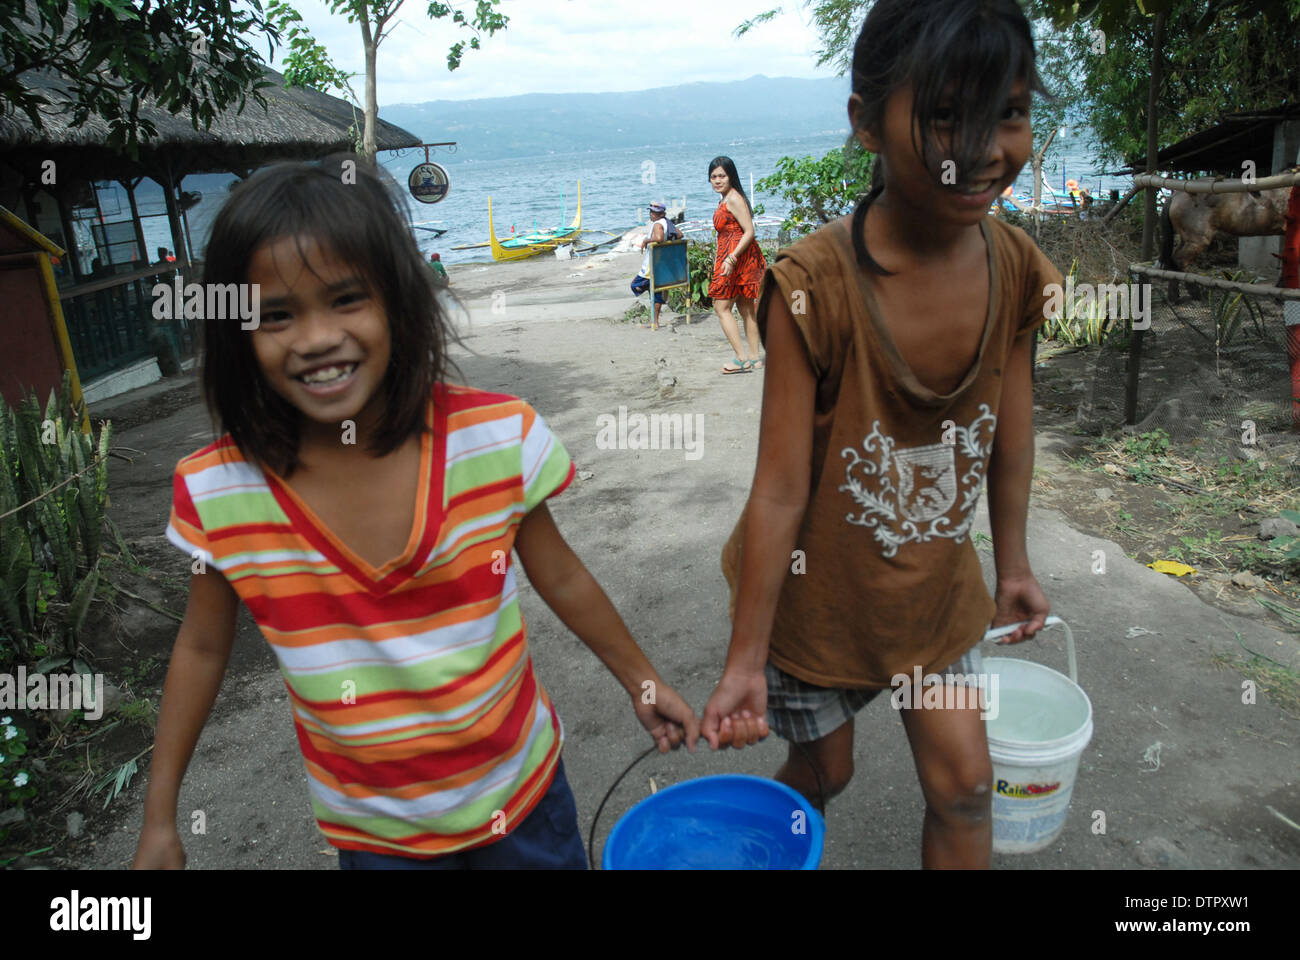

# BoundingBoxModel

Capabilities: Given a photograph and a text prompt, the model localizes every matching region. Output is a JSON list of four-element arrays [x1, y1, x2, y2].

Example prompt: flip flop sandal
[[721, 357, 750, 374], [751, 357, 765, 370]]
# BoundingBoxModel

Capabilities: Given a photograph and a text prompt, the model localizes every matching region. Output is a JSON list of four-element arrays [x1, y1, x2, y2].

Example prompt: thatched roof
[[0, 65, 421, 181], [1118, 103, 1299, 176]]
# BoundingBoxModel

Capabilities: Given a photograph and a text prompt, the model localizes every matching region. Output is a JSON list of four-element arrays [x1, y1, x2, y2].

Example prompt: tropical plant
[[666, 241, 721, 313], [0, 372, 111, 670], [0, 716, 37, 844], [1207, 269, 1266, 346], [1040, 259, 1117, 345], [753, 139, 875, 236]]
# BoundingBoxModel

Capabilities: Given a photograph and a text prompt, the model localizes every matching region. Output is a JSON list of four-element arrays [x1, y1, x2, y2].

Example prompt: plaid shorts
[[765, 645, 986, 743]]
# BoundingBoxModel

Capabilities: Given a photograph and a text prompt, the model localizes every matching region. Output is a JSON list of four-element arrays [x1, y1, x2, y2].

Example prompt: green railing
[[58, 267, 196, 382]]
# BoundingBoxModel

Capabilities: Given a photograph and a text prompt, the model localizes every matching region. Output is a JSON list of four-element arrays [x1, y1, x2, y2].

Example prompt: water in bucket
[[987, 687, 1082, 743], [602, 774, 824, 870]]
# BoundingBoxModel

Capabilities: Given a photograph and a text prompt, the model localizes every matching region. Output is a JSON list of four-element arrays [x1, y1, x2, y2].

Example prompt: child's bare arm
[[133, 569, 239, 868], [513, 504, 699, 751], [986, 329, 1050, 643], [703, 293, 815, 748]]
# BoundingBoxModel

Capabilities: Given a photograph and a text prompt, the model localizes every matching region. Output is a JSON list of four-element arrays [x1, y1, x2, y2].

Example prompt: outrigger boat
[[487, 182, 582, 261]]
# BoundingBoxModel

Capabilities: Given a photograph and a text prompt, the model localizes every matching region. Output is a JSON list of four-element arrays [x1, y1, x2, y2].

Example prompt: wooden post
[[1131, 12, 1165, 425], [161, 165, 189, 272], [123, 178, 147, 264], [54, 190, 84, 281]]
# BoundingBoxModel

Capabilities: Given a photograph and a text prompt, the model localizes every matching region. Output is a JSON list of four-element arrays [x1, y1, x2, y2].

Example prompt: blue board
[[649, 240, 689, 290]]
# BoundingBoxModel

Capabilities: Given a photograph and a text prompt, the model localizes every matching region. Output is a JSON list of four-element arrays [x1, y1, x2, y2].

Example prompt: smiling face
[[854, 77, 1032, 227], [247, 235, 391, 443], [709, 167, 731, 194]]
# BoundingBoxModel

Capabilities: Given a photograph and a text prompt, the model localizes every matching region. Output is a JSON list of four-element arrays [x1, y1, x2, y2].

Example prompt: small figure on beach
[[630, 201, 674, 329], [702, 0, 1059, 870], [132, 157, 699, 871], [707, 156, 767, 373], [427, 251, 449, 287]]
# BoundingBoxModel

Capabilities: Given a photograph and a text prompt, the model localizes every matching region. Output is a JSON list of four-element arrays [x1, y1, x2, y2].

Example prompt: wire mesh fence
[[1071, 271, 1300, 483]]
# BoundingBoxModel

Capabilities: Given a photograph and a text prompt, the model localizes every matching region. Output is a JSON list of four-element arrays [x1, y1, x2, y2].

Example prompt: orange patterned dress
[[709, 197, 767, 300]]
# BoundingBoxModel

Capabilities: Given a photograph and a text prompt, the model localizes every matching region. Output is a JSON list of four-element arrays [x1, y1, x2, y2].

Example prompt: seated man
[[428, 252, 450, 287], [630, 201, 673, 330]]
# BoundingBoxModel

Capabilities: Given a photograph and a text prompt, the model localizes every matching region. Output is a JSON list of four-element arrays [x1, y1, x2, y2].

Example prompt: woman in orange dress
[[707, 156, 768, 373]]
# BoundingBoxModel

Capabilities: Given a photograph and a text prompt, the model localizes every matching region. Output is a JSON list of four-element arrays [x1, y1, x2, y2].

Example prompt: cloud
[[271, 0, 835, 105]]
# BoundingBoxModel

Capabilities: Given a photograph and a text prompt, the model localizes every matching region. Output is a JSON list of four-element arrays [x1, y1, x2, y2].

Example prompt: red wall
[[0, 260, 66, 411]]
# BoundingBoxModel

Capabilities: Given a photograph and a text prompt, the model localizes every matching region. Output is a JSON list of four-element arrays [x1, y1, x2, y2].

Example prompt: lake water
[[123, 127, 1132, 269]]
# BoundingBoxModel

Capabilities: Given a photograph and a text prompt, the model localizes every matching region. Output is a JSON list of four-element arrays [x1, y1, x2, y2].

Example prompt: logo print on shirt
[[895, 445, 957, 521], [838, 404, 996, 557]]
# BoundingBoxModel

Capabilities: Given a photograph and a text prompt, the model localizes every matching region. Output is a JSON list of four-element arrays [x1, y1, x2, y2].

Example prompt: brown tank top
[[721, 214, 1062, 688]]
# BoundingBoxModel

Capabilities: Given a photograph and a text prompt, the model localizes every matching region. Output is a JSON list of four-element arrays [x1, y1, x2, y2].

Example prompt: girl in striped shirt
[[132, 157, 698, 870]]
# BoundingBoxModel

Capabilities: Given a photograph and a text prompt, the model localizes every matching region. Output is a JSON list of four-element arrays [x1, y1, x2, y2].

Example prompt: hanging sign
[[409, 162, 450, 204]]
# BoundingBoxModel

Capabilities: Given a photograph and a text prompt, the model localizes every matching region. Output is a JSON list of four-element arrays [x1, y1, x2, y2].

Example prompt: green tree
[[754, 139, 875, 234], [269, 0, 508, 161], [0, 0, 279, 151], [1029, 0, 1300, 256], [1029, 0, 1300, 169]]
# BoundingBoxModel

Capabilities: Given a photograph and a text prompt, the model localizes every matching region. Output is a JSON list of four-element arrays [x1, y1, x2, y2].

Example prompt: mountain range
[[381, 75, 851, 161]]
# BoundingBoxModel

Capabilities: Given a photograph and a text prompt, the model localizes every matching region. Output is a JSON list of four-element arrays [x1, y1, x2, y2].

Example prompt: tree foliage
[[1028, 0, 1300, 169], [272, 0, 508, 160], [754, 138, 875, 233], [0, 0, 279, 152]]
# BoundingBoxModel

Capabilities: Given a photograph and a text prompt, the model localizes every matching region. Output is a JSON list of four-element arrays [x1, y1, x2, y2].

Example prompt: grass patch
[[1212, 635, 1300, 718]]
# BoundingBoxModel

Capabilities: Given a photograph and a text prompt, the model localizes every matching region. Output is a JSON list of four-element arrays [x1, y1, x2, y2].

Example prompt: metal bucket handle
[[982, 615, 1076, 684]]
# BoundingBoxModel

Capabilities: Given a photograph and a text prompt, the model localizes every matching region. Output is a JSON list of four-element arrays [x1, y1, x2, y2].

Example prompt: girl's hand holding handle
[[701, 666, 769, 751], [632, 682, 700, 754], [989, 572, 1050, 645], [132, 822, 186, 870]]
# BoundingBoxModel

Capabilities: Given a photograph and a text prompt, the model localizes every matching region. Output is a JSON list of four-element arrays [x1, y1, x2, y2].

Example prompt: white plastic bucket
[[982, 616, 1092, 854]]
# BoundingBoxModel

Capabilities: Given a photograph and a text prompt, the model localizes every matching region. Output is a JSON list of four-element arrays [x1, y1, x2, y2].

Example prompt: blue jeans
[[336, 757, 587, 870], [630, 275, 666, 305]]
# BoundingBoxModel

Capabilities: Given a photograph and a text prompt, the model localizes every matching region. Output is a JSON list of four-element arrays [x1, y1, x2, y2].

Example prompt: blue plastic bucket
[[601, 774, 825, 870]]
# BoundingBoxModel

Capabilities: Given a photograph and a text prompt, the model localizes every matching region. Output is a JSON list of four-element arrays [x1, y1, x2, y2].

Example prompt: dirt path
[[78, 251, 1299, 869]]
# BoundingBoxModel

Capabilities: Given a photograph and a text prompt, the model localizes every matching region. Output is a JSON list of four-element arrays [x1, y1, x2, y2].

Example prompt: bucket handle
[[586, 729, 826, 870], [982, 615, 1076, 685]]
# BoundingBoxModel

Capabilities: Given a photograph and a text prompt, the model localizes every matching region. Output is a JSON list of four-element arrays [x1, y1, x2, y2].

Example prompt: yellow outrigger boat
[[488, 182, 582, 261]]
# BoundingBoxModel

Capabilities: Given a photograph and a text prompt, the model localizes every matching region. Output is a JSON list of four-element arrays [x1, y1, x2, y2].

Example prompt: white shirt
[[639, 217, 667, 278]]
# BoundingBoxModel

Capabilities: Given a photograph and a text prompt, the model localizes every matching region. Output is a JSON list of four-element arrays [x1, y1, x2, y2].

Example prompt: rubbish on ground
[[1140, 741, 1162, 772], [1148, 560, 1196, 577]]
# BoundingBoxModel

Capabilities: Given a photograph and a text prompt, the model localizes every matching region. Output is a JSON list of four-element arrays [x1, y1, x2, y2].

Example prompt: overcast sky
[[269, 0, 840, 105]]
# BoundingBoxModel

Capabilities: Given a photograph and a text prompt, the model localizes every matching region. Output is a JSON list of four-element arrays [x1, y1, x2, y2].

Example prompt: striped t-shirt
[[166, 383, 577, 857]]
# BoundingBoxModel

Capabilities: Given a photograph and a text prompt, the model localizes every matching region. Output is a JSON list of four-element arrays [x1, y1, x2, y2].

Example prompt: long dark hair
[[708, 156, 751, 214], [200, 155, 451, 476], [848, 0, 1046, 273]]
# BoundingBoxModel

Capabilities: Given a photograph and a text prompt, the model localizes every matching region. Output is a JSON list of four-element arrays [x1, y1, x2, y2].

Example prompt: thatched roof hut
[[0, 66, 421, 181]]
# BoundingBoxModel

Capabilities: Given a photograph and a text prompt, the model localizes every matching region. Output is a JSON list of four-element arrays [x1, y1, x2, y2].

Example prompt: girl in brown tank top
[[699, 0, 1064, 869]]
